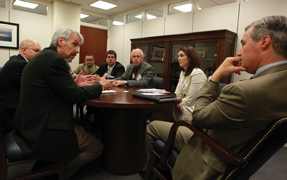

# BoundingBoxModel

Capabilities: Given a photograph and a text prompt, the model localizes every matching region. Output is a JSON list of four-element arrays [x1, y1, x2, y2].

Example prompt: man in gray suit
[[146, 15, 287, 180], [115, 48, 154, 88]]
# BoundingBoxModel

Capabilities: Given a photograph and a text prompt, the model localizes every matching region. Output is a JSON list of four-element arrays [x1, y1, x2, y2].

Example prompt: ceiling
[[62, 0, 237, 17], [2, 0, 237, 23]]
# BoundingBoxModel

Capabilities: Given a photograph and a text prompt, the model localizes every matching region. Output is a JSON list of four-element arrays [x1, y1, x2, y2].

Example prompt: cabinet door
[[194, 41, 218, 77], [150, 45, 165, 78], [169, 43, 190, 92]]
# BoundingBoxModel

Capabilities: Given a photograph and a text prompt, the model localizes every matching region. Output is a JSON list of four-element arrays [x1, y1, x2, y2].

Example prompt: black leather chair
[[144, 116, 287, 180], [0, 127, 65, 180], [153, 77, 163, 89]]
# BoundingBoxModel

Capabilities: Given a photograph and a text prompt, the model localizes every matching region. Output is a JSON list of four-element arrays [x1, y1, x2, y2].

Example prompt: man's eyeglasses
[[26, 47, 40, 53], [86, 60, 94, 62]]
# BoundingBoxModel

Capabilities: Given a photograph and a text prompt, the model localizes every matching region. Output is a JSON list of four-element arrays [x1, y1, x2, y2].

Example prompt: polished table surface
[[84, 86, 179, 175], [85, 86, 178, 108]]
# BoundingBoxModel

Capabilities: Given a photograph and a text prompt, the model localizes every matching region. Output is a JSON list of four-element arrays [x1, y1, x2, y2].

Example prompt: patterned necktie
[[88, 67, 91, 75], [107, 68, 112, 78], [132, 68, 137, 80]]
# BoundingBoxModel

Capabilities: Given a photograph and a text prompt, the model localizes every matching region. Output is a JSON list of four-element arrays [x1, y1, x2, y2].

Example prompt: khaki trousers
[[65, 125, 103, 178], [146, 120, 194, 161]]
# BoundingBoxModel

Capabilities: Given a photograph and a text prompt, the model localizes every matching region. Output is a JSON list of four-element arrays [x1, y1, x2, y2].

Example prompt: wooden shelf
[[131, 29, 237, 90]]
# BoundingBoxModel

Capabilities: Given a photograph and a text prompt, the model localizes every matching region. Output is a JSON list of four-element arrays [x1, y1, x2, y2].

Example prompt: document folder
[[132, 92, 177, 103]]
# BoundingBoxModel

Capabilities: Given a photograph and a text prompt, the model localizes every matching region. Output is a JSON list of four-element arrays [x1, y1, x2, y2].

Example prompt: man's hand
[[114, 80, 127, 87], [75, 70, 94, 87], [212, 57, 246, 82], [99, 73, 115, 90], [93, 74, 101, 81]]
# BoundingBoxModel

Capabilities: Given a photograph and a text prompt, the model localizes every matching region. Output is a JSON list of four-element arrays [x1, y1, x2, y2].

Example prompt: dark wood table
[[84, 86, 179, 175]]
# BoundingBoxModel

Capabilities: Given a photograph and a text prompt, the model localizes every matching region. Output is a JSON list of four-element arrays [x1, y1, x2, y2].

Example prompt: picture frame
[[197, 51, 205, 58], [0, 21, 19, 49]]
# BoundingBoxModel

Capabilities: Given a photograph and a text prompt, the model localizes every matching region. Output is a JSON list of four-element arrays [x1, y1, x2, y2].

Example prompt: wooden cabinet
[[130, 29, 237, 92]]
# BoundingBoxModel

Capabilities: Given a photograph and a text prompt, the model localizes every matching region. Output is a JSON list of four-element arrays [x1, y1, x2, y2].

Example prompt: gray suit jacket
[[73, 63, 99, 75], [173, 63, 287, 180], [116, 61, 154, 88]]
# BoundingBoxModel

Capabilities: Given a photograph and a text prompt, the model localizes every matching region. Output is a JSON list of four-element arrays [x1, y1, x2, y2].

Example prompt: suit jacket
[[116, 61, 154, 88], [12, 45, 103, 162], [173, 63, 287, 180], [93, 61, 125, 78], [0, 54, 27, 110], [73, 63, 99, 75]]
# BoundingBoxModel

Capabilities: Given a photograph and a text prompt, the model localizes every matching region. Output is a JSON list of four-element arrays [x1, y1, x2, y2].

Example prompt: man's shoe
[[31, 160, 54, 173]]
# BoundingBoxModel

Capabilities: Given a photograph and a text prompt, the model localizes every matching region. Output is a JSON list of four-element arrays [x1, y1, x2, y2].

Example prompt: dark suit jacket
[[12, 45, 103, 162], [0, 54, 27, 134], [116, 61, 154, 88], [173, 63, 287, 180], [0, 54, 27, 110], [93, 61, 125, 78]]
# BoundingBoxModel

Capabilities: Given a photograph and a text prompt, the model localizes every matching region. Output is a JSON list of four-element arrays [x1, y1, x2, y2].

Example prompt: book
[[132, 92, 178, 103]]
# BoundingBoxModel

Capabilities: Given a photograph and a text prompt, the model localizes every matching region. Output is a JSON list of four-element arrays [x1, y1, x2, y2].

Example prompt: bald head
[[19, 39, 41, 61]]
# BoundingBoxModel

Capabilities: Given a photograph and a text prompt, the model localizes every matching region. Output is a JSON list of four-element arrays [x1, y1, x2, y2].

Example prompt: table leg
[[101, 108, 147, 175]]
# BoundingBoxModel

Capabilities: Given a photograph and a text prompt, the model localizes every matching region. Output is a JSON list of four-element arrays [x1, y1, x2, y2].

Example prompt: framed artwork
[[0, 21, 19, 49]]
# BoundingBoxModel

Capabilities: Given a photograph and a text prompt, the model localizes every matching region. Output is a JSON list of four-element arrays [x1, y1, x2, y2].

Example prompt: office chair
[[0, 127, 65, 180], [153, 77, 163, 89], [144, 117, 287, 180]]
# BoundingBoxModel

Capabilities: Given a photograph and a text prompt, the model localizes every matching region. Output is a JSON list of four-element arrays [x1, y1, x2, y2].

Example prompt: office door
[[80, 26, 107, 66]]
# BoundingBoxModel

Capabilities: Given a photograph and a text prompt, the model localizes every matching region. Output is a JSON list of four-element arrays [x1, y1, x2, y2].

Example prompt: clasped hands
[[75, 71, 115, 90]]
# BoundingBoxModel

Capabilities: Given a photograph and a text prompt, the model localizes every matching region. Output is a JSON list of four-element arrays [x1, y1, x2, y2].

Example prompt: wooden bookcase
[[130, 29, 237, 91]]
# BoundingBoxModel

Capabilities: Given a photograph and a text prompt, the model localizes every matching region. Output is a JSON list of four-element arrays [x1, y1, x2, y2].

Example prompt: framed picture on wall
[[0, 21, 19, 49]]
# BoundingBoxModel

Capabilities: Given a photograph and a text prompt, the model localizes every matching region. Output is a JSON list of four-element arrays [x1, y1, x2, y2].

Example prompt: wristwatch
[[208, 76, 219, 85]]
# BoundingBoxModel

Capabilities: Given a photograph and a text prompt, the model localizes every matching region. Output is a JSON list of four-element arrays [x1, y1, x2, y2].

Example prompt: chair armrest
[[160, 120, 246, 167]]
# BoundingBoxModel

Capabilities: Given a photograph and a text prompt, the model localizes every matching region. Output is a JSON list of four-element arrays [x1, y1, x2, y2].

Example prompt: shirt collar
[[253, 60, 287, 78], [20, 54, 28, 62]]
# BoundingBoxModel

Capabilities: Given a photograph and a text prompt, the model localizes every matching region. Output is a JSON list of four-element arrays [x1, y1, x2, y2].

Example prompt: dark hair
[[85, 54, 94, 60], [178, 46, 200, 76], [106, 50, 117, 59]]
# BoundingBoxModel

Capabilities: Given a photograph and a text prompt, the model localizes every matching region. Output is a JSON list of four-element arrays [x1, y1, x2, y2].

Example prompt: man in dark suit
[[93, 50, 125, 79], [0, 39, 41, 135], [85, 50, 125, 122], [146, 15, 287, 179], [115, 48, 154, 88], [12, 28, 115, 178]]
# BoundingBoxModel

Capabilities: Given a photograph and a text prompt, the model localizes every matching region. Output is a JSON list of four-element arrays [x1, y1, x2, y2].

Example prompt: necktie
[[107, 68, 112, 78], [132, 68, 137, 80], [88, 67, 90, 75]]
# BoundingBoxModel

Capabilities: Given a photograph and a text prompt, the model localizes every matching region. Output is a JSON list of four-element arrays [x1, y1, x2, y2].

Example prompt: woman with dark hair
[[173, 46, 206, 121]]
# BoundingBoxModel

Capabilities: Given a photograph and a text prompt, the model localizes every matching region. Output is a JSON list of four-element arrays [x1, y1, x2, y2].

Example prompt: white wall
[[0, 0, 82, 70], [107, 25, 125, 65], [0, 0, 51, 66], [52, 0, 81, 70], [0, 6, 10, 66], [233, 0, 287, 82], [165, 12, 193, 35], [108, 0, 287, 82]]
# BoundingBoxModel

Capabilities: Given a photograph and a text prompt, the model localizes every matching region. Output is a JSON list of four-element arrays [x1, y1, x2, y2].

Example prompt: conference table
[[84, 86, 179, 175]]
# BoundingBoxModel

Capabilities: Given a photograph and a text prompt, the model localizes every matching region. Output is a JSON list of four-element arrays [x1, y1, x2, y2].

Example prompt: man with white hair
[[12, 28, 115, 178], [115, 48, 154, 88]]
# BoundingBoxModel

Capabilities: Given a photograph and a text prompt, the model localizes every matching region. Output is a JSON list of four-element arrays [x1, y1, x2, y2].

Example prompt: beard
[[66, 52, 77, 62]]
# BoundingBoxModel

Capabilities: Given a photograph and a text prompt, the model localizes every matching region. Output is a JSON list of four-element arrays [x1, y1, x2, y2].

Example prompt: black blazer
[[13, 45, 103, 161], [0, 54, 27, 110], [93, 61, 125, 78]]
